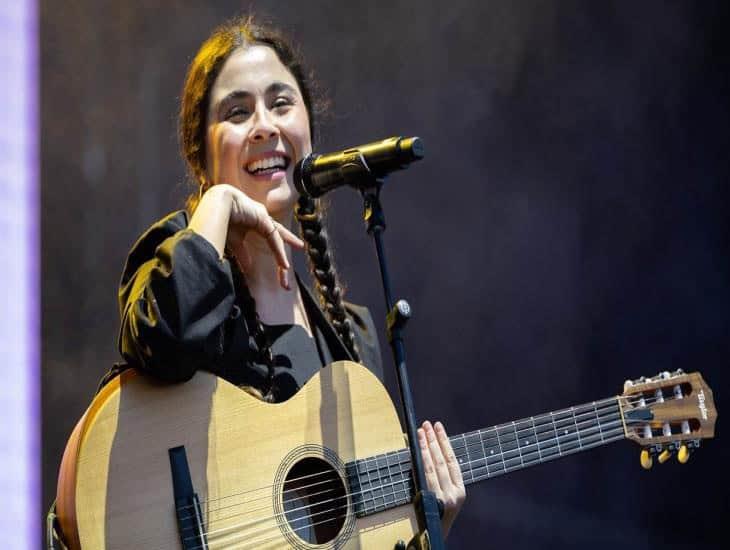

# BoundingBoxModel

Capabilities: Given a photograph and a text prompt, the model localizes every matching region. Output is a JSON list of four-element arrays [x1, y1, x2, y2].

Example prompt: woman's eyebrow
[[266, 81, 297, 95], [216, 90, 251, 118]]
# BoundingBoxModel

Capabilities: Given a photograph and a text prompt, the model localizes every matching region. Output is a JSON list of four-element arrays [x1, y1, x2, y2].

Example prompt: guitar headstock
[[620, 370, 717, 469]]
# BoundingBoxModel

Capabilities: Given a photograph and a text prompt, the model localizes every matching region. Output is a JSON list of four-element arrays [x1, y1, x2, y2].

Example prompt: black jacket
[[117, 210, 383, 401]]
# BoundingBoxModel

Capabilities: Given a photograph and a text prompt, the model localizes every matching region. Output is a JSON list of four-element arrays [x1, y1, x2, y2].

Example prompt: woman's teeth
[[246, 156, 288, 174]]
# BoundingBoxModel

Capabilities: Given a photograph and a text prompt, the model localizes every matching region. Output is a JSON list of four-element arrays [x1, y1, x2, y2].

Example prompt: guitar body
[[56, 361, 418, 549]]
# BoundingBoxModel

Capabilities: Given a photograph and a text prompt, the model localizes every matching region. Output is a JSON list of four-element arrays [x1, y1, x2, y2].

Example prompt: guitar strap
[[295, 272, 355, 365]]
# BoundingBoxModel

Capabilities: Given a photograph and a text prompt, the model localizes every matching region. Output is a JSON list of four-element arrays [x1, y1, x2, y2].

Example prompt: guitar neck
[[347, 396, 626, 517], [451, 396, 625, 485]]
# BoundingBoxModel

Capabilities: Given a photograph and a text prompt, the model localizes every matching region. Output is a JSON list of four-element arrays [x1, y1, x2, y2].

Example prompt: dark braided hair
[[296, 196, 360, 361], [179, 15, 360, 396]]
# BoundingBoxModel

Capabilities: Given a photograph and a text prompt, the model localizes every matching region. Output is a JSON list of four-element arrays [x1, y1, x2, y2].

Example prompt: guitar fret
[[511, 421, 525, 467], [377, 455, 390, 510], [370, 455, 383, 513], [478, 428, 500, 476], [593, 401, 605, 443], [571, 407, 583, 448], [386, 453, 400, 506], [495, 426, 507, 474], [459, 433, 474, 483], [530, 416, 542, 460], [535, 415, 556, 451], [550, 411, 562, 455], [478, 429, 490, 477], [465, 432, 483, 478], [483, 428, 500, 471], [363, 456, 375, 514]]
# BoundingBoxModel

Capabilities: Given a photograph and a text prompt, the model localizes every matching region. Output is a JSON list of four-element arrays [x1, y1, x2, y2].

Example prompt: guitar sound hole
[[282, 457, 347, 544]]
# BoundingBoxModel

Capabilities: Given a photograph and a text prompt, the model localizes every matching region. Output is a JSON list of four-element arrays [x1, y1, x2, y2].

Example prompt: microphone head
[[293, 153, 319, 198], [399, 136, 424, 161]]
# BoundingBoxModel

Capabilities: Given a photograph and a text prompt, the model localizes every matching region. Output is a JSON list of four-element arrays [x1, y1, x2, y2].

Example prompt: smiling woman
[[49, 13, 465, 549]]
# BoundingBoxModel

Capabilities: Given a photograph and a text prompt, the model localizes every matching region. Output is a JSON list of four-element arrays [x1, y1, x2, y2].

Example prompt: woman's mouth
[[245, 153, 290, 177]]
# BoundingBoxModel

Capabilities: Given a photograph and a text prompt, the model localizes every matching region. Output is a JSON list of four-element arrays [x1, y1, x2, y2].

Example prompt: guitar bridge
[[169, 446, 208, 550]]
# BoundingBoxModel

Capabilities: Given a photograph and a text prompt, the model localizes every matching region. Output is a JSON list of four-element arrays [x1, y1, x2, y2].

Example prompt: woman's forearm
[[188, 184, 234, 258]]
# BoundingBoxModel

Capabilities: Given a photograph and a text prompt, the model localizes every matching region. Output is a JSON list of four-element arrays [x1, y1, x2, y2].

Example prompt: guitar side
[[56, 361, 418, 549]]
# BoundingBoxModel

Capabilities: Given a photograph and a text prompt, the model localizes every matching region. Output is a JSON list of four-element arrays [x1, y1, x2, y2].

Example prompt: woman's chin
[[261, 183, 298, 218]]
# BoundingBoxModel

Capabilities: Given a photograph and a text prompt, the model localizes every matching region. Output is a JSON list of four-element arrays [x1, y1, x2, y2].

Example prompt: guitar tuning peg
[[640, 449, 653, 470], [678, 444, 691, 464], [658, 448, 673, 464]]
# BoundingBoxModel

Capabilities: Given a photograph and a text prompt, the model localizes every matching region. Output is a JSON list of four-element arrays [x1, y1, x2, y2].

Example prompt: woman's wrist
[[189, 184, 234, 258]]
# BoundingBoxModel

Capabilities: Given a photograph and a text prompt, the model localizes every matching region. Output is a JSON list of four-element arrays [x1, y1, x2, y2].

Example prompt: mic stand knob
[[387, 299, 412, 343]]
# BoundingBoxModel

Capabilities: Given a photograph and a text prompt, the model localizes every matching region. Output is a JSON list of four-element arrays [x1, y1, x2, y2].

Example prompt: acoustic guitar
[[55, 362, 716, 549]]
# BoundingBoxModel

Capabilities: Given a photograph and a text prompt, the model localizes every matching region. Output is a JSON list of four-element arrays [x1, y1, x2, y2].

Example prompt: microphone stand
[[359, 180, 446, 550]]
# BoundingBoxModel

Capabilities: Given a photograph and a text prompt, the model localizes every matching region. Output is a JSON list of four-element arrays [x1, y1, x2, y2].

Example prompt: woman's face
[[205, 45, 311, 217]]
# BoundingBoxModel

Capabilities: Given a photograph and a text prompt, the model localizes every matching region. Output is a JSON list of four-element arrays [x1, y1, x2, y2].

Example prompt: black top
[[117, 210, 383, 401]]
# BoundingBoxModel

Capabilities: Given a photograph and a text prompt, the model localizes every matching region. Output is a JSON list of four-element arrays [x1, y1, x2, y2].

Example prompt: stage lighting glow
[[0, 0, 39, 546]]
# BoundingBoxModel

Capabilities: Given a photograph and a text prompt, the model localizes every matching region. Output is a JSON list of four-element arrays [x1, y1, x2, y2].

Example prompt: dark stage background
[[42, 1, 728, 548]]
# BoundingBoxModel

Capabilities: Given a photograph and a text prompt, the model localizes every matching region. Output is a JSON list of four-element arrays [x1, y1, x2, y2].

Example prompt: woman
[[118, 15, 465, 539]]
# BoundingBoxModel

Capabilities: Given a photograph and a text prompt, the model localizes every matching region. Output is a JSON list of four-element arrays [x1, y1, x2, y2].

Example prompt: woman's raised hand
[[188, 184, 304, 290], [225, 184, 304, 288], [418, 420, 466, 539]]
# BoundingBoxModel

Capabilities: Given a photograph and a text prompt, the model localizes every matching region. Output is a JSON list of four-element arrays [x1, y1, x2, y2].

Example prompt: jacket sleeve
[[117, 211, 238, 382]]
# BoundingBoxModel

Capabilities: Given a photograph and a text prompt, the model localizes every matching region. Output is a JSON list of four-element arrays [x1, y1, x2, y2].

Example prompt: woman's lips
[[246, 167, 287, 181], [245, 152, 290, 174]]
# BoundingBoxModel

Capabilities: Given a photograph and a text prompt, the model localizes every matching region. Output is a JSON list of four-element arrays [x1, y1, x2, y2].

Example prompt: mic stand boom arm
[[360, 180, 446, 550]]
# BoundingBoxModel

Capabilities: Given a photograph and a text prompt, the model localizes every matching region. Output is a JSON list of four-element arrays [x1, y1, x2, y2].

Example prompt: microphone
[[294, 136, 424, 198]]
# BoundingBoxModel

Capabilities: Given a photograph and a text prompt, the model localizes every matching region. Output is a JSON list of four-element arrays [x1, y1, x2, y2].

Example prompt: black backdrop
[[42, 1, 728, 548]]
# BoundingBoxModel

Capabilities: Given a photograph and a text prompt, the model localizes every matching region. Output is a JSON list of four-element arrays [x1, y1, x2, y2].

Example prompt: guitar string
[[184, 397, 664, 528], [182, 407, 623, 527], [177, 398, 624, 522], [177, 389, 685, 547], [180, 392, 663, 515], [207, 435, 634, 550], [187, 421, 625, 545], [180, 393, 670, 529], [184, 426, 628, 549], [178, 408, 646, 538], [188, 427, 628, 549], [180, 392, 662, 514], [180, 415, 627, 544], [186, 415, 625, 536]]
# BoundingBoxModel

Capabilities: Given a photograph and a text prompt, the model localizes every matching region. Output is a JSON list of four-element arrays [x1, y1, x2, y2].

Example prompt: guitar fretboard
[[345, 397, 624, 518]]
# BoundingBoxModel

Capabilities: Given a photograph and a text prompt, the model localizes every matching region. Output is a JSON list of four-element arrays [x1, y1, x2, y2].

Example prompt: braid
[[295, 196, 361, 362], [230, 257, 277, 402]]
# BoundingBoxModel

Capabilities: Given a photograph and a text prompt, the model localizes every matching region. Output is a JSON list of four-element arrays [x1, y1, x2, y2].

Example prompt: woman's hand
[[418, 420, 466, 539], [224, 184, 304, 287], [189, 184, 304, 289]]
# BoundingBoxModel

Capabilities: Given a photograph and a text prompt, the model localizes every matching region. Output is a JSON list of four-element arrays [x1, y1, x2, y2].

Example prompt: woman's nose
[[248, 107, 279, 142]]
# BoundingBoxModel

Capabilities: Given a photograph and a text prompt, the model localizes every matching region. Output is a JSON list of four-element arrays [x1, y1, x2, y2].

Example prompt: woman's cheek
[[220, 127, 244, 154]]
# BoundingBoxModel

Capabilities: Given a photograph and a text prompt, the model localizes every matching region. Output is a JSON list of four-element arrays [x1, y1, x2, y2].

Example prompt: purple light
[[0, 0, 39, 545]]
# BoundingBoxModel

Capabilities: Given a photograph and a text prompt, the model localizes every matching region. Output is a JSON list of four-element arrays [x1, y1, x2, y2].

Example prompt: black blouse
[[117, 210, 383, 401]]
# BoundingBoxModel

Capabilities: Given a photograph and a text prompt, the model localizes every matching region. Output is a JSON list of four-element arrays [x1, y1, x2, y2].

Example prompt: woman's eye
[[272, 97, 293, 110], [226, 107, 250, 121]]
